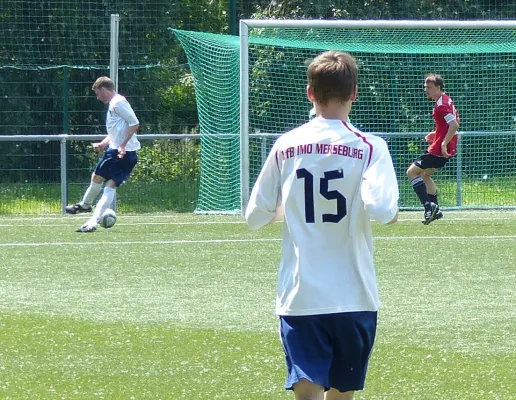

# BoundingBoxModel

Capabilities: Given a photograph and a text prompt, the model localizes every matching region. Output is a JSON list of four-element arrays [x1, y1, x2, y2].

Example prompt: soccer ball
[[100, 208, 117, 229]]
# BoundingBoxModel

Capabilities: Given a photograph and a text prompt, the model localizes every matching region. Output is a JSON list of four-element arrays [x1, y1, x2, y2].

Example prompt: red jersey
[[428, 94, 459, 157]]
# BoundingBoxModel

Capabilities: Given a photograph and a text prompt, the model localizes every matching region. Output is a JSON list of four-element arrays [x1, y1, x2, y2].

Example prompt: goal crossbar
[[240, 19, 516, 30]]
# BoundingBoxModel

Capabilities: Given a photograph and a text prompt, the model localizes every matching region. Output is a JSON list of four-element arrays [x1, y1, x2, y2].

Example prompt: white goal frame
[[239, 19, 516, 213]]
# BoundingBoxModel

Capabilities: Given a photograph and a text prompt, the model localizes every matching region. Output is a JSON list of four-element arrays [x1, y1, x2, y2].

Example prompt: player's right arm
[[245, 142, 283, 230], [93, 135, 111, 151], [360, 138, 399, 224]]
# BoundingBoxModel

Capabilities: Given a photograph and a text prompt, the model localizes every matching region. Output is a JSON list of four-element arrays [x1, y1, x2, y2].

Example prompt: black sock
[[411, 177, 430, 205], [428, 192, 438, 204]]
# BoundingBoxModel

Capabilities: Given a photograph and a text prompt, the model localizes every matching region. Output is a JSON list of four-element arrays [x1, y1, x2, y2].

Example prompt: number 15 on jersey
[[296, 168, 347, 224]]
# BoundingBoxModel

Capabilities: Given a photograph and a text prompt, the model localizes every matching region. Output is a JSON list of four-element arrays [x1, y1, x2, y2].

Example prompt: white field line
[[1, 215, 516, 227], [0, 221, 247, 227], [1, 235, 516, 247], [0, 210, 514, 222]]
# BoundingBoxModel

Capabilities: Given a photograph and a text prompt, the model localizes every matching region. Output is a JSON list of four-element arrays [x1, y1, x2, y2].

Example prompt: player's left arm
[[245, 143, 282, 230], [441, 116, 459, 158], [361, 138, 400, 225], [114, 101, 140, 157]]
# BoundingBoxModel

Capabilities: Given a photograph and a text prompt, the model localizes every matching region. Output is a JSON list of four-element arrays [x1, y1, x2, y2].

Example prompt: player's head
[[92, 77, 116, 104], [424, 73, 444, 100], [306, 51, 358, 107]]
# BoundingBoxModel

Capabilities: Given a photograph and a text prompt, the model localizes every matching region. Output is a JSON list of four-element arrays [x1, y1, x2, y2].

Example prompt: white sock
[[80, 181, 103, 207], [90, 187, 116, 224]]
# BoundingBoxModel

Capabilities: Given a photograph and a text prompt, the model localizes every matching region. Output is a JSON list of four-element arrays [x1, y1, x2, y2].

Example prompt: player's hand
[[425, 131, 436, 144], [92, 142, 107, 152], [117, 145, 126, 159], [441, 142, 451, 158]]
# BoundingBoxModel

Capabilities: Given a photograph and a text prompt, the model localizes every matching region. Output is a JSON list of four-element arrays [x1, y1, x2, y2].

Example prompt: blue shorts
[[94, 148, 138, 186], [279, 311, 377, 393]]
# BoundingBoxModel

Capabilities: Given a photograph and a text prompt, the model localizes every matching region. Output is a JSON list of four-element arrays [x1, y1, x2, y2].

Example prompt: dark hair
[[307, 51, 358, 105]]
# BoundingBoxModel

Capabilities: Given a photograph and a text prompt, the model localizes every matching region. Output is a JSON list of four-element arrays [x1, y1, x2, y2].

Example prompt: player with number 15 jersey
[[246, 52, 399, 398], [246, 117, 399, 316]]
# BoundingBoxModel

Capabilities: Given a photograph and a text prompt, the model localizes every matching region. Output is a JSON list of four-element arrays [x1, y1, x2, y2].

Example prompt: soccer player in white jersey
[[65, 76, 140, 232], [245, 51, 399, 400]]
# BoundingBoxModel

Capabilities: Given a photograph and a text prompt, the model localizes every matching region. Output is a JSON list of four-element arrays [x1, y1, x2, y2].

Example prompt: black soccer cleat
[[65, 203, 92, 215], [421, 205, 443, 224], [423, 202, 438, 225]]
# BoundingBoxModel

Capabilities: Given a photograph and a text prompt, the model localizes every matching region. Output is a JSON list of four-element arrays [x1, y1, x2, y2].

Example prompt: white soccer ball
[[100, 208, 117, 229]]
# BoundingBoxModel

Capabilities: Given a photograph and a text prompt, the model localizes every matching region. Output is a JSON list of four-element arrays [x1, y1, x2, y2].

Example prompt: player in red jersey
[[407, 73, 460, 225]]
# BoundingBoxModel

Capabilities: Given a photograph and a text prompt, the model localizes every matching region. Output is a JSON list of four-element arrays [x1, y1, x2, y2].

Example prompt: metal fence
[[249, 131, 516, 211], [1, 132, 515, 215], [0, 134, 200, 214]]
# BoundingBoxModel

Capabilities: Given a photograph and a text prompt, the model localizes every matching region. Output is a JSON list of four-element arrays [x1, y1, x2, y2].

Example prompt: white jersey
[[245, 117, 399, 316], [106, 94, 141, 151]]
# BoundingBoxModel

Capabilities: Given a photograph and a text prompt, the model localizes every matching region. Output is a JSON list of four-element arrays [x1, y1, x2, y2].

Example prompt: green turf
[[1, 176, 516, 214], [0, 181, 198, 214], [0, 211, 515, 399], [397, 176, 516, 207]]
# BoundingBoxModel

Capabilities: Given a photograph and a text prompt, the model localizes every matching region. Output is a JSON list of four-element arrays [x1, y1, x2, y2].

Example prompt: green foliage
[[251, 0, 516, 20], [131, 139, 200, 182]]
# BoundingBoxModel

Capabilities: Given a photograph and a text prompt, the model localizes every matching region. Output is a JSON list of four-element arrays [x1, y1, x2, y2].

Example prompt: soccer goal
[[173, 20, 516, 214]]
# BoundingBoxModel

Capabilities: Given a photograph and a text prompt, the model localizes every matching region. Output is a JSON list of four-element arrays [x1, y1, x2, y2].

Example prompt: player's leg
[[76, 179, 115, 233], [407, 160, 431, 204], [65, 173, 105, 214], [406, 158, 436, 223], [77, 150, 137, 232], [419, 154, 451, 223], [420, 169, 443, 220], [279, 315, 332, 400], [75, 149, 116, 231], [420, 168, 437, 199], [66, 148, 115, 214], [325, 388, 353, 400], [326, 312, 377, 400], [293, 379, 325, 400], [88, 180, 117, 224]]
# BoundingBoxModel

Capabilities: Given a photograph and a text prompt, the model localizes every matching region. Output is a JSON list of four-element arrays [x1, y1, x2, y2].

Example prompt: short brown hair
[[92, 76, 115, 91], [424, 73, 444, 90], [307, 51, 358, 105]]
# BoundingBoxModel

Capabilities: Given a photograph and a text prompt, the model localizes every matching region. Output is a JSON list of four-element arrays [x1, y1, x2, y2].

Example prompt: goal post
[[172, 20, 516, 214], [240, 19, 516, 212]]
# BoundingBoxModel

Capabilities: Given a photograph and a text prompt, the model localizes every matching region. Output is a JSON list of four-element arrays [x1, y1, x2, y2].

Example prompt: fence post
[[110, 13, 120, 211], [456, 133, 463, 207], [230, 0, 237, 35], [261, 135, 267, 168], [110, 14, 120, 91], [60, 135, 68, 214], [61, 68, 70, 214], [62, 67, 69, 134]]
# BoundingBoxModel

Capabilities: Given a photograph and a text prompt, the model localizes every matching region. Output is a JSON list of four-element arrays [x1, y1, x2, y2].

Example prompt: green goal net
[[172, 31, 241, 213], [173, 23, 516, 213]]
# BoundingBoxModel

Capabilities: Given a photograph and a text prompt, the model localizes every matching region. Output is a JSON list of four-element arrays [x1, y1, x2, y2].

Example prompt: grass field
[[1, 211, 515, 399], [1, 176, 516, 214]]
